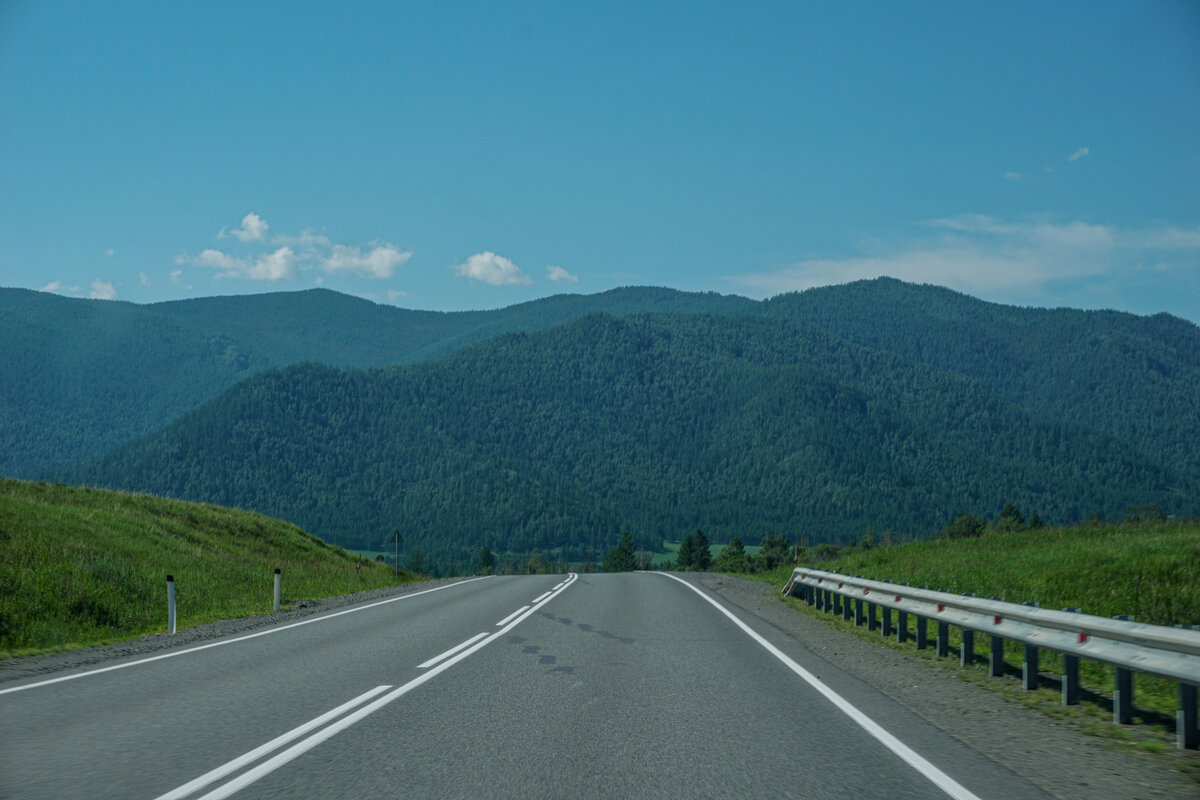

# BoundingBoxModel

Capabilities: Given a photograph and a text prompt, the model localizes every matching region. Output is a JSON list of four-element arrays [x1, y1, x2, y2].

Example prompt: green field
[[0, 479, 418, 657], [744, 520, 1200, 750]]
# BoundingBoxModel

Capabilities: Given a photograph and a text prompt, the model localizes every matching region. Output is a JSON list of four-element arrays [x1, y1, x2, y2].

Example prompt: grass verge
[[0, 478, 418, 658]]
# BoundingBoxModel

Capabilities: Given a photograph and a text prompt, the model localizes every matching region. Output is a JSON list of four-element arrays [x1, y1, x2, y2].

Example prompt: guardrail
[[783, 567, 1200, 750]]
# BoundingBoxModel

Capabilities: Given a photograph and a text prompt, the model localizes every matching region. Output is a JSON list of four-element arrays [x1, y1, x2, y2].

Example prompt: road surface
[[0, 573, 1052, 799]]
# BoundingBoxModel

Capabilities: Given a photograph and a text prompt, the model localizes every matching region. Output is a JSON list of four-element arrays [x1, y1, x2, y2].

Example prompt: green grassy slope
[[0, 478, 417, 657], [785, 521, 1200, 625]]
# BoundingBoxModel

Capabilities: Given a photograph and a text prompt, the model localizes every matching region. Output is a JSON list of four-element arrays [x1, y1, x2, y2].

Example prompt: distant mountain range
[[5, 279, 1199, 568]]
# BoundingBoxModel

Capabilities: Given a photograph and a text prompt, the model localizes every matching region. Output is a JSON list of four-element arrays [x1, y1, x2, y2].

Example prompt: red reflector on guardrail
[[994, 616, 1002, 625], [1079, 632, 1088, 644], [937, 604, 944, 612]]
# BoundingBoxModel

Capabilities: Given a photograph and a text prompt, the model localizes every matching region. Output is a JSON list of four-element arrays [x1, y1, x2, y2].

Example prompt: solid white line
[[532, 591, 552, 604], [152, 684, 392, 800], [0, 576, 491, 696], [172, 573, 580, 800], [495, 606, 531, 627], [416, 632, 489, 669], [658, 573, 983, 800]]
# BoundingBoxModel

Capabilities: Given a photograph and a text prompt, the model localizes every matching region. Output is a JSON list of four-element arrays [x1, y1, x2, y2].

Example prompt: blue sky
[[2, 1, 1198, 320]]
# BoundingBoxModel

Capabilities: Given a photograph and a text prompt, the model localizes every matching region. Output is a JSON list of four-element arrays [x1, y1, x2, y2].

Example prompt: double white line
[[157, 574, 578, 800]]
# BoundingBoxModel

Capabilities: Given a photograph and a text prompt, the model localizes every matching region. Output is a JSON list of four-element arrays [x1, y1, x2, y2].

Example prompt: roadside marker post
[[167, 575, 176, 635], [274, 568, 282, 613]]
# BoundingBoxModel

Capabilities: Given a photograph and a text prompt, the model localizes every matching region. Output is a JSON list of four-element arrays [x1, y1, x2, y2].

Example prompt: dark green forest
[[64, 309, 1200, 571], [0, 285, 749, 476], [7, 279, 1200, 574]]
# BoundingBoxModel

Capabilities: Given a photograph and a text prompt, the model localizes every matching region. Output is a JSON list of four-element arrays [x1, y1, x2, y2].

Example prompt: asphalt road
[[0, 573, 1054, 799]]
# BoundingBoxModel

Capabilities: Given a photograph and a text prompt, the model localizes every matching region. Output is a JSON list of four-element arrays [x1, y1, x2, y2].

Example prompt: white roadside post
[[274, 568, 282, 613], [167, 574, 176, 635]]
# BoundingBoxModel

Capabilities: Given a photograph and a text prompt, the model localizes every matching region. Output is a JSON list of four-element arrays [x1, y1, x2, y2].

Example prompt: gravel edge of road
[[693, 572, 1199, 800]]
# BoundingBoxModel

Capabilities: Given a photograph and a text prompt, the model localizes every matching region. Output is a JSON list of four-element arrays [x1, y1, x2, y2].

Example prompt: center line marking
[[532, 591, 553, 603], [417, 633, 489, 669], [158, 574, 578, 800], [496, 606, 531, 626]]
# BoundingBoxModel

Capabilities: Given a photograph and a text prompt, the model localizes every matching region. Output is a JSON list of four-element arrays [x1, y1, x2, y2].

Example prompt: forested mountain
[[0, 285, 749, 476], [763, 278, 1200, 480], [67, 312, 1199, 569]]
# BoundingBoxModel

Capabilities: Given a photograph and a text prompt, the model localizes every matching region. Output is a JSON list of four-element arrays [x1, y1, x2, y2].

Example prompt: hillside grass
[[743, 521, 1200, 761], [0, 479, 418, 658]]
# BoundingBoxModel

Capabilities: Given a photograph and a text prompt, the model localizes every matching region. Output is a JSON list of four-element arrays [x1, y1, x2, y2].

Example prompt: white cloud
[[730, 215, 1192, 301], [192, 246, 296, 281], [90, 280, 117, 300], [1068, 146, 1090, 162], [139, 272, 150, 286], [322, 243, 412, 278], [221, 212, 269, 242], [170, 269, 183, 284], [454, 252, 532, 286], [105, 248, 115, 257], [547, 265, 579, 284], [1004, 172, 1022, 182], [39, 281, 61, 293], [387, 289, 408, 303]]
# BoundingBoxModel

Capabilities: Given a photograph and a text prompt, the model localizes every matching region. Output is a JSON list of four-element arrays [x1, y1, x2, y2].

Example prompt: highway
[[0, 573, 1053, 799]]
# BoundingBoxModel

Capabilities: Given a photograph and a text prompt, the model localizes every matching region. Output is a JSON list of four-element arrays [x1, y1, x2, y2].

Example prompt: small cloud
[[387, 289, 407, 303], [38, 281, 61, 293], [139, 272, 150, 286], [322, 243, 411, 278], [193, 246, 296, 281], [105, 248, 115, 257], [222, 212, 269, 242], [1068, 146, 1090, 162], [1004, 172, 1023, 182], [546, 265, 579, 284], [90, 280, 117, 300], [454, 252, 531, 286], [170, 269, 182, 284]]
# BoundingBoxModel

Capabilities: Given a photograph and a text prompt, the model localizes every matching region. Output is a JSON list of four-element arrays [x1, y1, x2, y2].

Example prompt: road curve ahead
[[0, 573, 1052, 799]]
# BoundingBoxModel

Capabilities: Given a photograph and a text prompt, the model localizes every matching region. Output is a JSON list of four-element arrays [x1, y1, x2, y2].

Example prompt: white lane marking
[[658, 573, 983, 800], [495, 606, 531, 627], [532, 591, 552, 604], [153, 685, 392, 800], [0, 577, 491, 696], [416, 632, 489, 669], [163, 574, 579, 800]]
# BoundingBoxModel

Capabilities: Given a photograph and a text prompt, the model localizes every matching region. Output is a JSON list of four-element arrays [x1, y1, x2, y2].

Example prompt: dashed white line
[[157, 574, 579, 800], [417, 632, 490, 669], [153, 685, 393, 800], [495, 606, 531, 626], [532, 591, 553, 604]]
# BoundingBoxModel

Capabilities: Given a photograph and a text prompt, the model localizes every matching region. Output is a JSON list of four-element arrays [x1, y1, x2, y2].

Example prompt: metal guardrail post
[[842, 593, 852, 621], [868, 602, 878, 632], [1180, 625, 1199, 750], [1022, 602, 1039, 690], [882, 606, 893, 637], [1062, 609, 1081, 704], [854, 597, 864, 626], [915, 615, 928, 650], [1114, 616, 1135, 724], [833, 590, 843, 616], [989, 597, 1005, 677], [936, 620, 949, 657], [961, 629, 975, 666], [898, 610, 909, 643]]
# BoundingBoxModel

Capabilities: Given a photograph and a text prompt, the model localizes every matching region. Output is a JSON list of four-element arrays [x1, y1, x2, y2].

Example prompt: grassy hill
[[0, 478, 417, 657]]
